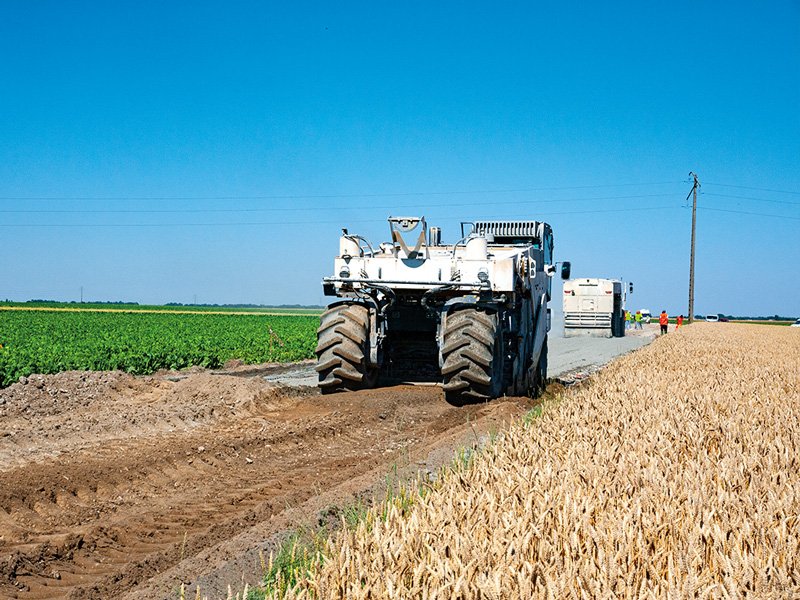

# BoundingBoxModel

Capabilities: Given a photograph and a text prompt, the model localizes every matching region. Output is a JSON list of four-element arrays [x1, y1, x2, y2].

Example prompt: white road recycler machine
[[316, 216, 570, 404]]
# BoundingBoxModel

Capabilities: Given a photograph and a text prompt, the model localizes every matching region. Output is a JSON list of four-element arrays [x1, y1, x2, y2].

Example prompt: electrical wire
[[697, 207, 800, 220], [0, 193, 678, 214], [0, 181, 682, 201], [0, 204, 678, 227], [703, 182, 800, 196], [3, 179, 798, 225], [702, 192, 800, 206]]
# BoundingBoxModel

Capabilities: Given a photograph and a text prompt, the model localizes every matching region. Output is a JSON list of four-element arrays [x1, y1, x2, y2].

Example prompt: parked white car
[[791, 318, 800, 328], [705, 315, 720, 322], [640, 309, 652, 324]]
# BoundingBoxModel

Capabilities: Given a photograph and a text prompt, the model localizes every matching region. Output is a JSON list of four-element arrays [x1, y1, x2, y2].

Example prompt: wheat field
[[277, 324, 800, 599]]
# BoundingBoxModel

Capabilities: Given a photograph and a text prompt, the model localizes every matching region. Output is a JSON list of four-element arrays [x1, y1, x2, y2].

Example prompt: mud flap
[[369, 307, 379, 366], [526, 295, 549, 394]]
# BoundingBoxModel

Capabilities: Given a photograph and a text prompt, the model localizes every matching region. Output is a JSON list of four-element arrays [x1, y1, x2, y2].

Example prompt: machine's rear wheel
[[441, 308, 504, 405], [315, 303, 378, 393]]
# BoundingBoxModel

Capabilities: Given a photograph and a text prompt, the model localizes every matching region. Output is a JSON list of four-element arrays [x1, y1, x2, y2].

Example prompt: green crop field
[[0, 301, 324, 315], [0, 310, 320, 387]]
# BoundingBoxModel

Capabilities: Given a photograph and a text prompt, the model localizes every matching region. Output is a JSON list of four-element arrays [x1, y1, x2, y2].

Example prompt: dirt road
[[0, 329, 654, 599]]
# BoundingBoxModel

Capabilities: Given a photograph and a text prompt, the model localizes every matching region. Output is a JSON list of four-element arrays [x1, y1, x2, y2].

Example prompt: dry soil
[[0, 327, 655, 599]]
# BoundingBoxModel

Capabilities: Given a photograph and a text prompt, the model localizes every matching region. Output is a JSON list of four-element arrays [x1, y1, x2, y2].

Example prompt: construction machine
[[562, 278, 628, 338], [316, 216, 569, 403]]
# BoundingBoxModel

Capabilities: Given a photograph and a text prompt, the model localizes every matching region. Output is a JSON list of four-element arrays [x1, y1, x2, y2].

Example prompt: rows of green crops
[[0, 310, 319, 387]]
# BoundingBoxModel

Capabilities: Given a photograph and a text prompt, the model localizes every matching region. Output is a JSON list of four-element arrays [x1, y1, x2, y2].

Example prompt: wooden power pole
[[687, 172, 700, 324]]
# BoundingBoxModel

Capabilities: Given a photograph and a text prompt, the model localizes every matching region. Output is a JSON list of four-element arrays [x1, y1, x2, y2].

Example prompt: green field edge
[[0, 301, 324, 315], [0, 311, 321, 387]]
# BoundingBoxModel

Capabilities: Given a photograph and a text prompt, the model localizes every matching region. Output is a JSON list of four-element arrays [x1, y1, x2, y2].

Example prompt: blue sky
[[1, 1, 798, 316]]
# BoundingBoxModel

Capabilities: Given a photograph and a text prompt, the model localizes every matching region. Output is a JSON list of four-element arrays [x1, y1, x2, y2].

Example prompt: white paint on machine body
[[331, 244, 526, 293]]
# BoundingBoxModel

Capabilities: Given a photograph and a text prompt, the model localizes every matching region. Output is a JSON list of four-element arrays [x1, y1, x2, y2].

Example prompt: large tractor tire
[[315, 303, 377, 394], [441, 308, 505, 405]]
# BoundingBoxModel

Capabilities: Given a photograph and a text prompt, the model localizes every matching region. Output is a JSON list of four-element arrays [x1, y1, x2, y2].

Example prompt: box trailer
[[563, 278, 626, 338]]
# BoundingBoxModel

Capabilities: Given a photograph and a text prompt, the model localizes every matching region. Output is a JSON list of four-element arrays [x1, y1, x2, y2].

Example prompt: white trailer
[[563, 278, 626, 338]]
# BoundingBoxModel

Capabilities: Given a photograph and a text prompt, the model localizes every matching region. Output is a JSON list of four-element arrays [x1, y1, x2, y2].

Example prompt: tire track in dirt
[[0, 370, 536, 599]]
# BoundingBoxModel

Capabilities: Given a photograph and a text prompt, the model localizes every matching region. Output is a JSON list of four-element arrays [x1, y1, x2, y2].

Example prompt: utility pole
[[687, 172, 700, 324]]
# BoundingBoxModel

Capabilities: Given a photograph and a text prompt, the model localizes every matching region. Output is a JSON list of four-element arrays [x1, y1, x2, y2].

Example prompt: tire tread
[[316, 304, 376, 393], [441, 308, 502, 404]]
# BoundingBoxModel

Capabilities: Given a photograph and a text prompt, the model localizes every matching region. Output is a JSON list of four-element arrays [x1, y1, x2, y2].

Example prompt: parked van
[[705, 314, 720, 322]]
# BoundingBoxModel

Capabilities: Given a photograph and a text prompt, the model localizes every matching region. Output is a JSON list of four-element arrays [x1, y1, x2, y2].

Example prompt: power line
[[2, 180, 796, 202], [702, 192, 800, 206], [0, 181, 682, 201], [703, 182, 800, 196], [9, 191, 796, 214], [0, 193, 678, 214], [0, 204, 678, 228], [697, 206, 800, 220]]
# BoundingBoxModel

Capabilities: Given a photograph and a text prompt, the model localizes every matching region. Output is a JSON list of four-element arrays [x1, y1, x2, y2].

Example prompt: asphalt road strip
[[261, 328, 658, 388]]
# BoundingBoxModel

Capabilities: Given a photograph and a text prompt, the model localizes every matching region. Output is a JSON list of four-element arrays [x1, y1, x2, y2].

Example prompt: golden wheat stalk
[[270, 324, 799, 599]]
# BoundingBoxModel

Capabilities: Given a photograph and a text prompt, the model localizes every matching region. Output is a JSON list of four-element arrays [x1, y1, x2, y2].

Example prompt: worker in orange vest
[[676, 315, 684, 329], [659, 310, 669, 335]]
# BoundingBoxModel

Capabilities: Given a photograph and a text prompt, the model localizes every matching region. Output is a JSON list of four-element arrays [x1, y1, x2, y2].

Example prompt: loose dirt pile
[[0, 365, 536, 599], [281, 324, 800, 598]]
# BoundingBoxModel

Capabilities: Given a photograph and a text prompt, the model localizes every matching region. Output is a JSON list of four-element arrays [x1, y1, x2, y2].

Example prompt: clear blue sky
[[1, 1, 798, 316]]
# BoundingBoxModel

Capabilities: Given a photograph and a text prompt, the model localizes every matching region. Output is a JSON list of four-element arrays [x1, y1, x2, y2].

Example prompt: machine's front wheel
[[441, 308, 505, 405], [315, 303, 378, 393]]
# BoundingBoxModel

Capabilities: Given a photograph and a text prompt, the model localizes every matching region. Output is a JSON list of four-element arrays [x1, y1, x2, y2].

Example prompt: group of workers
[[625, 310, 684, 335], [625, 310, 645, 330]]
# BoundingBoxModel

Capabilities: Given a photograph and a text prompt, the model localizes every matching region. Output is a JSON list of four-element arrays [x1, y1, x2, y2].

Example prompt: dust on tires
[[315, 303, 377, 393]]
